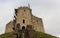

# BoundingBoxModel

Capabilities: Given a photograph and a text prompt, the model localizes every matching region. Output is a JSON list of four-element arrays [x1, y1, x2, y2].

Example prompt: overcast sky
[[0, 0, 60, 37]]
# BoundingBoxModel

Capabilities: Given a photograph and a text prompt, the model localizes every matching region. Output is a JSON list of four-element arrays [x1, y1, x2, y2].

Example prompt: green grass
[[0, 32, 57, 38], [35, 31, 57, 38], [0, 32, 13, 38]]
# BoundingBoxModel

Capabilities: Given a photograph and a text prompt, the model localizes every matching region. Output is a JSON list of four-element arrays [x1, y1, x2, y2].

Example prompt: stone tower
[[5, 6, 44, 33], [15, 7, 32, 30]]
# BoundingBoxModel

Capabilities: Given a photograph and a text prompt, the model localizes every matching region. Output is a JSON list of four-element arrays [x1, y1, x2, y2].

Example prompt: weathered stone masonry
[[5, 6, 44, 33]]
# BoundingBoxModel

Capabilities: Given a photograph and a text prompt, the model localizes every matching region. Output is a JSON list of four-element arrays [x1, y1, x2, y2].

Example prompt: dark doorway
[[22, 26, 25, 30], [16, 34, 18, 38]]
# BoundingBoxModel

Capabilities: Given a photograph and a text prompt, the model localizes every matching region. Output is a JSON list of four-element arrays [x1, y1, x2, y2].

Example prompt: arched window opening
[[22, 26, 25, 30], [23, 19, 25, 23], [26, 25, 32, 30]]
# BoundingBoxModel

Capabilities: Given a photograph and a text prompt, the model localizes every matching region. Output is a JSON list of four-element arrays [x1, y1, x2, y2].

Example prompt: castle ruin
[[5, 6, 44, 33]]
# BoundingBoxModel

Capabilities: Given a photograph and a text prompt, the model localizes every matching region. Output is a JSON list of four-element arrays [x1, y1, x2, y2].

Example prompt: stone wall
[[5, 7, 44, 33], [16, 7, 32, 29], [5, 21, 13, 33], [32, 15, 44, 32]]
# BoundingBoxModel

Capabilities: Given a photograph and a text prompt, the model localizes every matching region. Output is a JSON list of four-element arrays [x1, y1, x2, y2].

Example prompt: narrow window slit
[[23, 19, 25, 23]]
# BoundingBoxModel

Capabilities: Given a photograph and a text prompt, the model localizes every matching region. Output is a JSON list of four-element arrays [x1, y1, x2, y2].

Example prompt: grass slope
[[0, 32, 13, 38], [0, 32, 57, 38], [35, 31, 57, 38]]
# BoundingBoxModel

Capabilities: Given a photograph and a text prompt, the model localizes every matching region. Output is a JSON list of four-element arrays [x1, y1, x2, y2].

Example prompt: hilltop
[[0, 31, 57, 38]]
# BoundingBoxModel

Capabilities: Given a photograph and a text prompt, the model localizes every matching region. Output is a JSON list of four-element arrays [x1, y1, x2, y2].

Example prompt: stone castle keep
[[5, 6, 44, 33]]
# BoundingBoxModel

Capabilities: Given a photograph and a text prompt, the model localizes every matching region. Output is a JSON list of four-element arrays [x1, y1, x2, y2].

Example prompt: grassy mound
[[0, 32, 13, 38], [35, 31, 57, 38], [0, 32, 57, 38]]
